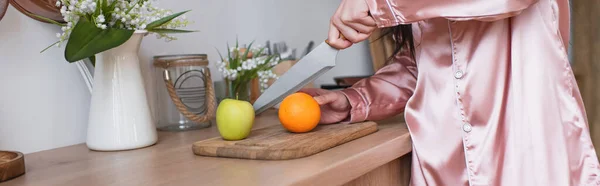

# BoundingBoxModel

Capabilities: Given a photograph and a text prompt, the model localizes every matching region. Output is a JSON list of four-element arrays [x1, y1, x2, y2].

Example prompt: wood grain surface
[[0, 110, 411, 186], [193, 121, 378, 160], [343, 154, 412, 186], [572, 0, 600, 159], [0, 151, 25, 182]]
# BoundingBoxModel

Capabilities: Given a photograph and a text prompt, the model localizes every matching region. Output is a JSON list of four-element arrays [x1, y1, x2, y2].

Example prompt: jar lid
[[153, 54, 208, 69]]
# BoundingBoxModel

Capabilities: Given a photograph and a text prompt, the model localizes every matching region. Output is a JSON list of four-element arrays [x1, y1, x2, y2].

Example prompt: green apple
[[216, 99, 255, 140]]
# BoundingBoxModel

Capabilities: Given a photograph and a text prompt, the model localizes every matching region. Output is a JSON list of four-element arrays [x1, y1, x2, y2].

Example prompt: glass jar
[[224, 79, 252, 102], [153, 54, 216, 131]]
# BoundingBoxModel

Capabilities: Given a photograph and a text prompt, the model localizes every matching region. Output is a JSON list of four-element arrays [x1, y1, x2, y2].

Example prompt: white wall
[[141, 0, 372, 132], [140, 0, 372, 85], [139, 0, 374, 116], [0, 6, 91, 154], [0, 0, 373, 154]]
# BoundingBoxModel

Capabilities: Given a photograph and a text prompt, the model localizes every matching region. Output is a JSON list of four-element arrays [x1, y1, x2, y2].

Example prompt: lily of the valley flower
[[216, 45, 283, 93], [53, 0, 191, 47]]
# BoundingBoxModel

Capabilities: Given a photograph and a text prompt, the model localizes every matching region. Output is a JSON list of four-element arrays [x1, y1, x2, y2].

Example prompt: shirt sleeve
[[365, 0, 539, 27], [339, 49, 418, 123]]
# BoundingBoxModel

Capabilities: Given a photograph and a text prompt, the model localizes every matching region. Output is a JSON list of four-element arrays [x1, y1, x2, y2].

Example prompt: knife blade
[[253, 41, 339, 114]]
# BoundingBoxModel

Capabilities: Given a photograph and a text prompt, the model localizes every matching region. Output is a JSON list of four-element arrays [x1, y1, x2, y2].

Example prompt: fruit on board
[[278, 92, 321, 133], [216, 99, 255, 140]]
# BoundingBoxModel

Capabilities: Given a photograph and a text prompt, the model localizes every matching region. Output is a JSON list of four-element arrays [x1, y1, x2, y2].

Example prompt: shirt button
[[454, 70, 464, 79], [463, 123, 472, 133]]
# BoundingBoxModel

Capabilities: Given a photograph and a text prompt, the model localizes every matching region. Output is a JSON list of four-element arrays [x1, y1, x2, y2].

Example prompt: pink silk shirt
[[339, 0, 600, 185]]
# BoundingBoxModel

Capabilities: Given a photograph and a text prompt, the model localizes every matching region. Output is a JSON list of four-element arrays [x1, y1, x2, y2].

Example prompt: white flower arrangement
[[33, 0, 194, 64], [54, 0, 190, 44], [216, 41, 283, 100], [217, 49, 279, 90]]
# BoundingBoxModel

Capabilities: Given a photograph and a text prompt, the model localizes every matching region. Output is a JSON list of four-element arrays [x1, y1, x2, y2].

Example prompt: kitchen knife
[[253, 40, 339, 114]]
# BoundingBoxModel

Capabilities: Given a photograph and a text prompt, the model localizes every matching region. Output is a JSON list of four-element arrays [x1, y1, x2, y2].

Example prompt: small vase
[[225, 80, 251, 102], [86, 30, 157, 151]]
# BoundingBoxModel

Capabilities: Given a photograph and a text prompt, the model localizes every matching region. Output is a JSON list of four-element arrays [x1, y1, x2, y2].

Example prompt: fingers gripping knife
[[252, 39, 341, 115]]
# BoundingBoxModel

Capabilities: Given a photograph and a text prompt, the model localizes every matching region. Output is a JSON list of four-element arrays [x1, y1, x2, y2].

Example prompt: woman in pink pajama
[[302, 0, 600, 185]]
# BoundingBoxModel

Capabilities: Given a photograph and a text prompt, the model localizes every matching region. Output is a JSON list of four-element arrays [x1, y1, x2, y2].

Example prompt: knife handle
[[325, 33, 346, 46]]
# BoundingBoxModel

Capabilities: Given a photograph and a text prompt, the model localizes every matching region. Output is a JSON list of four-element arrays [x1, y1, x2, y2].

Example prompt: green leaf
[[215, 47, 224, 61], [125, 0, 140, 14], [148, 28, 197, 34], [94, 0, 102, 17], [88, 55, 96, 66], [264, 55, 275, 67], [242, 41, 254, 61], [40, 41, 60, 53], [235, 36, 238, 48], [65, 19, 134, 62], [226, 42, 231, 60], [102, 0, 109, 13], [108, 0, 118, 12], [92, 0, 103, 19], [24, 12, 66, 26], [104, 0, 118, 21], [254, 47, 265, 59], [146, 10, 191, 29]]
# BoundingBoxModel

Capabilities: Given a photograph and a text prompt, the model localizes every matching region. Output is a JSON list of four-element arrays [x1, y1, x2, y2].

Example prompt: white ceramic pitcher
[[86, 31, 157, 151]]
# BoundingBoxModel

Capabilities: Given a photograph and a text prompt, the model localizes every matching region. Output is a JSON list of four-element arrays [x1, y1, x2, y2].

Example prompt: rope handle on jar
[[161, 67, 216, 124]]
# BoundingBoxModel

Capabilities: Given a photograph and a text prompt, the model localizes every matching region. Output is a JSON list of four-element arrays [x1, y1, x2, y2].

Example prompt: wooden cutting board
[[192, 121, 378, 160]]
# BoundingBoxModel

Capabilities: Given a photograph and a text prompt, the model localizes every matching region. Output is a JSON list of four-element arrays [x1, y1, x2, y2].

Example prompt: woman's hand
[[328, 0, 377, 49], [299, 88, 351, 124]]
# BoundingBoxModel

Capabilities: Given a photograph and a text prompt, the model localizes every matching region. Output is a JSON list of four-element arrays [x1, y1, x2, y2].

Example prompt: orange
[[278, 92, 321, 133]]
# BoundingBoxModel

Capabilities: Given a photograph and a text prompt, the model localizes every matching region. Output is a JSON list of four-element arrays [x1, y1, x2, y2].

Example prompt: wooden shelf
[[0, 110, 412, 186]]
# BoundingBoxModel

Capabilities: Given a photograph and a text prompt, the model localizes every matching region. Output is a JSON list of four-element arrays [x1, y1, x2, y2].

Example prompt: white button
[[463, 123, 472, 132], [454, 70, 464, 79]]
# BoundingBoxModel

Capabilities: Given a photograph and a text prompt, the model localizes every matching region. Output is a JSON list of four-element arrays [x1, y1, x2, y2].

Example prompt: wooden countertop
[[0, 110, 411, 186]]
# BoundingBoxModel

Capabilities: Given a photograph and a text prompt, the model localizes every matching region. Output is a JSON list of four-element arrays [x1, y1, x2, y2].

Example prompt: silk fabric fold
[[340, 0, 600, 185]]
